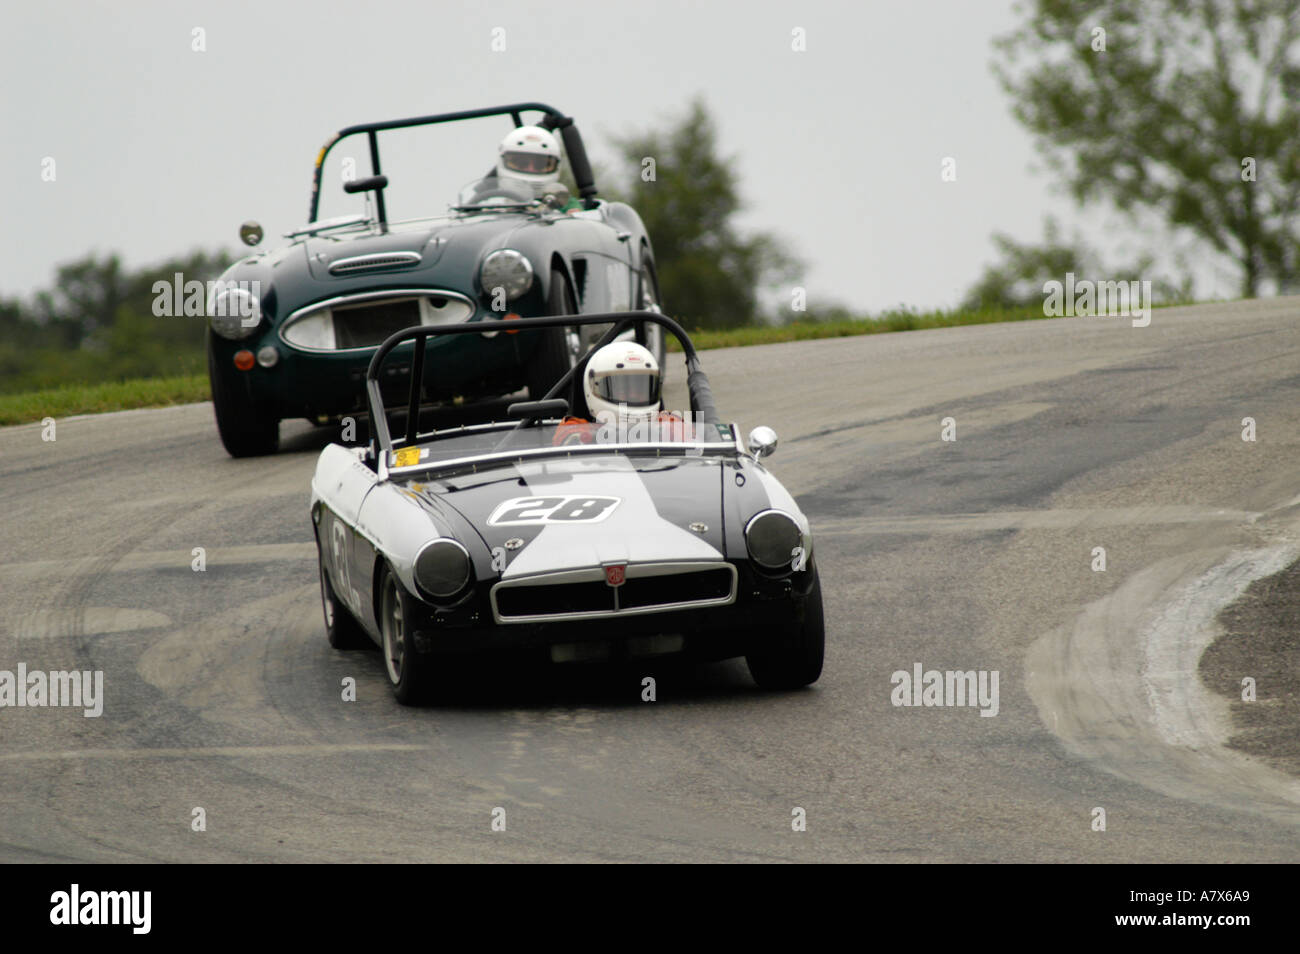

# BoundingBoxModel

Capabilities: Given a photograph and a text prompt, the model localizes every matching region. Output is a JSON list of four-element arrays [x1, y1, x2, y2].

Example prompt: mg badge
[[604, 564, 626, 587]]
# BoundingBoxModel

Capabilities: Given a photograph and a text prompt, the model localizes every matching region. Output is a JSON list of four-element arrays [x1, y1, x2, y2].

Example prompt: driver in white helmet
[[490, 125, 582, 212], [553, 341, 686, 445]]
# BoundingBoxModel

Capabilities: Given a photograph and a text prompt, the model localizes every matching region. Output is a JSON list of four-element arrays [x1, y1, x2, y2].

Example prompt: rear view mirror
[[239, 221, 264, 246], [506, 398, 570, 423]]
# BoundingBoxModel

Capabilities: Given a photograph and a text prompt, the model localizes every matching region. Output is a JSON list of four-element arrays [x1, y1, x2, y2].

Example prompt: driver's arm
[[552, 417, 595, 446]]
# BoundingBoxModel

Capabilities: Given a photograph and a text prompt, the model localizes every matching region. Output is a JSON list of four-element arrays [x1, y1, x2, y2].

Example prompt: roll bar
[[364, 312, 719, 460], [307, 102, 598, 225]]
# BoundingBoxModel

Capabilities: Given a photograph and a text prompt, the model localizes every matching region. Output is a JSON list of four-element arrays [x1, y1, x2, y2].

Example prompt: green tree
[[0, 249, 234, 393], [29, 254, 129, 349], [963, 219, 1105, 310], [963, 218, 1193, 310], [604, 98, 800, 329], [996, 0, 1300, 296]]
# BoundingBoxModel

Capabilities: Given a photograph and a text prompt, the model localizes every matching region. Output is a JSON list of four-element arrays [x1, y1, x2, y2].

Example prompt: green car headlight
[[479, 249, 534, 301], [208, 287, 262, 339]]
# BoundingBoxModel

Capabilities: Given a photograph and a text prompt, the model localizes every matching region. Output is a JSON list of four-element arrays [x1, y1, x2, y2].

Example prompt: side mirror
[[342, 175, 390, 232], [239, 221, 264, 246], [748, 426, 778, 459], [342, 175, 389, 195], [541, 184, 572, 210]]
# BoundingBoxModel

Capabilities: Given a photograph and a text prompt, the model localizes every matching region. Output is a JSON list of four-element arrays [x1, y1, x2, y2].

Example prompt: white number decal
[[328, 513, 355, 608], [488, 495, 620, 526]]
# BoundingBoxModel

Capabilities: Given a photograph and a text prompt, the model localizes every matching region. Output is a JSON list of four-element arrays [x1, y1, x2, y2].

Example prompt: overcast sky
[[0, 0, 1234, 314]]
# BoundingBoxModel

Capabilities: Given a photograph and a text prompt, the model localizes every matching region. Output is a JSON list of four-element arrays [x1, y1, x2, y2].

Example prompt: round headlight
[[744, 510, 803, 570], [208, 286, 262, 340], [413, 539, 471, 599], [480, 249, 534, 301]]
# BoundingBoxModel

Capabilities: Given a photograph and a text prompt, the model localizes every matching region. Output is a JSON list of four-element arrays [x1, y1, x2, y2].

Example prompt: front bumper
[[408, 562, 818, 664]]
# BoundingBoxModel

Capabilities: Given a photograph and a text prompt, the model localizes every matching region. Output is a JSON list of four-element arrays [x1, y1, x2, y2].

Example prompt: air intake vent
[[328, 252, 422, 276], [491, 563, 737, 623]]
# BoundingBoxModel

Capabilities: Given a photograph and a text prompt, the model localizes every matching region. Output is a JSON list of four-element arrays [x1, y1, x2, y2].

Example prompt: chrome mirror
[[748, 426, 778, 459], [239, 221, 264, 246]]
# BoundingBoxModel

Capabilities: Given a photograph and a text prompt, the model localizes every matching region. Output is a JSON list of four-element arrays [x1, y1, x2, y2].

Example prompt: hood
[[302, 214, 528, 281], [398, 455, 727, 577]]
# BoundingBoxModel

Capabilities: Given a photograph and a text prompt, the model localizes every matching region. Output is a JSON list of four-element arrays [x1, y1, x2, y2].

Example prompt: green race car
[[206, 102, 664, 457]]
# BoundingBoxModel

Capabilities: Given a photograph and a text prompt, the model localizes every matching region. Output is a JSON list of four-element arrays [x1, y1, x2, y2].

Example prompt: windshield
[[389, 418, 735, 470], [454, 176, 540, 210]]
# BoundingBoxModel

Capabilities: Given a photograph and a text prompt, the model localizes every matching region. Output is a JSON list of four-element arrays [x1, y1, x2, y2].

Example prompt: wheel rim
[[643, 320, 663, 362], [382, 578, 405, 685], [638, 265, 664, 360], [565, 327, 582, 366], [639, 264, 660, 310], [319, 566, 335, 628]]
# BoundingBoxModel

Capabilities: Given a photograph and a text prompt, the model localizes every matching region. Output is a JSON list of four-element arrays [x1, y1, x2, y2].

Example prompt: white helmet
[[584, 341, 661, 425], [496, 125, 562, 187]]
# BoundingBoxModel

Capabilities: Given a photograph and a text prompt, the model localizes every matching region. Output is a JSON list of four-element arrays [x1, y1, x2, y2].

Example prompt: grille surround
[[279, 289, 475, 353], [490, 561, 737, 624]]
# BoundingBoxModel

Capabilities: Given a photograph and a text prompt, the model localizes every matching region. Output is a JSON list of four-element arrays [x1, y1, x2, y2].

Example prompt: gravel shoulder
[[1203, 555, 1300, 776]]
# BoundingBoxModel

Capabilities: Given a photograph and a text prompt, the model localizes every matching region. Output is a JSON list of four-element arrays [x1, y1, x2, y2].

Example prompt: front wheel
[[745, 568, 825, 690], [379, 568, 434, 705], [318, 548, 369, 650], [634, 251, 667, 370], [526, 269, 580, 402], [207, 330, 279, 457]]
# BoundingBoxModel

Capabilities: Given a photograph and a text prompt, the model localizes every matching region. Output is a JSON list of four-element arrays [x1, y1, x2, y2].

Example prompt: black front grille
[[333, 299, 421, 349], [494, 566, 734, 620], [495, 580, 611, 618], [620, 569, 733, 609]]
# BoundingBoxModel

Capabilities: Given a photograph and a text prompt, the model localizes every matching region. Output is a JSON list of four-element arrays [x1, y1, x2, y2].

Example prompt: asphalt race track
[[1, 299, 1298, 862]]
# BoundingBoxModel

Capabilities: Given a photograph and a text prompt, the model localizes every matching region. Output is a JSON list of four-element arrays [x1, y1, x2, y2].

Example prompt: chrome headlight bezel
[[208, 287, 263, 340], [479, 249, 534, 301], [744, 509, 804, 571], [412, 538, 472, 600]]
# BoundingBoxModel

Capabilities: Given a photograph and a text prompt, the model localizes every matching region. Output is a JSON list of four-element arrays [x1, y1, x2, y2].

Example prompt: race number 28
[[488, 495, 621, 526]]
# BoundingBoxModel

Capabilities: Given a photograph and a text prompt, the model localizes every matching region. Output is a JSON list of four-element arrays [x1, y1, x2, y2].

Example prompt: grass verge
[[671, 306, 1046, 351], [0, 303, 1138, 425], [0, 374, 209, 426]]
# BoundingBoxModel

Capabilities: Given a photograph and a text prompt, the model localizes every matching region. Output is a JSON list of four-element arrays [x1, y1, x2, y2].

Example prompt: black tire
[[207, 330, 279, 457], [378, 567, 434, 705], [318, 547, 370, 650], [634, 250, 667, 369], [526, 269, 579, 402], [745, 568, 825, 690]]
